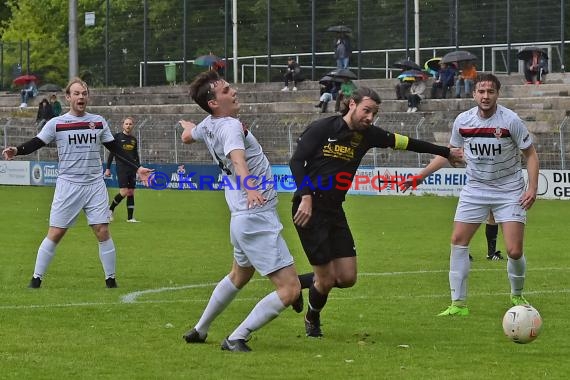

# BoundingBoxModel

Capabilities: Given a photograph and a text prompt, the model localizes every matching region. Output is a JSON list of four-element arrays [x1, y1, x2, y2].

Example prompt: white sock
[[449, 244, 470, 303], [507, 254, 526, 296], [194, 275, 239, 337], [33, 237, 57, 278], [98, 238, 116, 278], [228, 291, 285, 341]]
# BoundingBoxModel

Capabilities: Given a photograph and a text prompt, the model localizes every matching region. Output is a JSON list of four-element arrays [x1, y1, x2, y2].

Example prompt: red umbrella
[[13, 74, 38, 86]]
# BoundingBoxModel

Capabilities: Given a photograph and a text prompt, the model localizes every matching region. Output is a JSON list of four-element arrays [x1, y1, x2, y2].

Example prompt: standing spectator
[[50, 94, 62, 116], [2, 77, 153, 289], [404, 73, 539, 316], [406, 77, 426, 112], [455, 61, 477, 98], [430, 63, 456, 99], [20, 80, 38, 108], [35, 98, 54, 128], [105, 117, 141, 223], [290, 87, 462, 337], [179, 70, 302, 352], [281, 57, 301, 92], [334, 33, 351, 69], [523, 51, 548, 84]]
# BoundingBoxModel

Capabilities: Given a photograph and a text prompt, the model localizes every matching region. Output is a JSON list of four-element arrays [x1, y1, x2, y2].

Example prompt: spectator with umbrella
[[404, 72, 427, 112], [315, 75, 340, 113], [518, 47, 548, 84], [14, 74, 39, 108], [455, 61, 477, 98], [328, 26, 352, 69], [392, 59, 422, 100], [430, 62, 456, 99]]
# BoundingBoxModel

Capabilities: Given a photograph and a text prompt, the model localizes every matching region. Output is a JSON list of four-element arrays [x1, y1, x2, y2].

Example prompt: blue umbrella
[[194, 54, 223, 68]]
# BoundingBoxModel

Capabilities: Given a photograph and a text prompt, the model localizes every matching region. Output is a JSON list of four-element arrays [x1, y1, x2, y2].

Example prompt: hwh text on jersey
[[68, 133, 97, 145], [469, 143, 502, 156]]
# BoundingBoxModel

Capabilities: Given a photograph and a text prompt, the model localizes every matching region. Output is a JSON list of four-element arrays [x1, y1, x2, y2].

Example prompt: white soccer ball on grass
[[502, 305, 542, 344]]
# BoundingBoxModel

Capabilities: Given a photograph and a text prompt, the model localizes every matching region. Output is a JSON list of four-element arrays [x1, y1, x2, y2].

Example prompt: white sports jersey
[[451, 104, 532, 194], [37, 112, 114, 184], [191, 115, 277, 214]]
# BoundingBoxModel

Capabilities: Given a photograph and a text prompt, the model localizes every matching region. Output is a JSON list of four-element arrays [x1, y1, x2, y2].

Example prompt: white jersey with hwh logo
[[191, 115, 277, 214], [451, 104, 532, 196], [37, 112, 114, 184]]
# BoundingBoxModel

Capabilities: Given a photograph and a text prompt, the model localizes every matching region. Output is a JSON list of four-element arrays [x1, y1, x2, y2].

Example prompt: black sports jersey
[[290, 115, 449, 203], [106, 132, 140, 170]]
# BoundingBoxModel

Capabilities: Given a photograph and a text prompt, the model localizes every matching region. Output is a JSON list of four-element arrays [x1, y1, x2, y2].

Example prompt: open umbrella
[[326, 25, 352, 33], [38, 83, 62, 92], [13, 74, 38, 86], [424, 57, 442, 72], [392, 59, 422, 71], [517, 46, 548, 61], [440, 50, 477, 64], [319, 75, 344, 85], [327, 68, 357, 80], [194, 54, 223, 68], [398, 70, 427, 80]]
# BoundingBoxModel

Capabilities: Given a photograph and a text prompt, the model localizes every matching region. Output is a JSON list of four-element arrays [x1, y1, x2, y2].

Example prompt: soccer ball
[[502, 305, 543, 344]]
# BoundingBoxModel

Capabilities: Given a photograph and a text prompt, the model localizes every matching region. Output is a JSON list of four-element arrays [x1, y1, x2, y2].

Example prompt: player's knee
[[335, 274, 357, 288], [507, 251, 523, 260], [126, 189, 135, 196], [279, 281, 301, 306]]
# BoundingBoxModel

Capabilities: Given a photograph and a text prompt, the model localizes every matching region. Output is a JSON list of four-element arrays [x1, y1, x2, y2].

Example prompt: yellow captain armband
[[394, 134, 409, 150]]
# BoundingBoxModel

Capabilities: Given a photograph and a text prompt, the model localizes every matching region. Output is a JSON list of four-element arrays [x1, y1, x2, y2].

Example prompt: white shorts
[[50, 178, 111, 228], [454, 194, 527, 224], [230, 208, 294, 276]]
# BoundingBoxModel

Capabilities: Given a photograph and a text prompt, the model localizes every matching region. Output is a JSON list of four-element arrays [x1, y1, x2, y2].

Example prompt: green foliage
[[1, 187, 569, 379]]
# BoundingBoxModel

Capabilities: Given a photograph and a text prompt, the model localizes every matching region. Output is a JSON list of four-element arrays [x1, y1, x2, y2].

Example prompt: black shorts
[[117, 168, 137, 189], [292, 198, 356, 266]]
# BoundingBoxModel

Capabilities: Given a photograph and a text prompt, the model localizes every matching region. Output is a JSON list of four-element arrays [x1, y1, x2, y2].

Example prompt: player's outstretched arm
[[2, 137, 46, 160], [179, 120, 196, 144]]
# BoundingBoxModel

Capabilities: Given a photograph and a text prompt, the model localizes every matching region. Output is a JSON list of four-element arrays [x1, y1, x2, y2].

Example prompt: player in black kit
[[105, 117, 141, 222]]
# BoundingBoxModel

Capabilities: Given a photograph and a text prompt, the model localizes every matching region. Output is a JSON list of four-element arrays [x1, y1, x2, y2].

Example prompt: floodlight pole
[[68, 0, 79, 79], [414, 0, 420, 64], [232, 0, 238, 84]]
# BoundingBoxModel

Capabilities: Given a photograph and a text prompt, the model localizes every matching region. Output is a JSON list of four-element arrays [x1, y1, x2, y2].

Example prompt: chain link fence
[[3, 114, 569, 170]]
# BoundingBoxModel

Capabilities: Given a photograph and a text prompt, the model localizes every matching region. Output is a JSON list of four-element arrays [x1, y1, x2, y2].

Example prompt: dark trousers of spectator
[[395, 82, 412, 100], [407, 94, 421, 109], [284, 71, 298, 87], [430, 82, 452, 99], [524, 67, 545, 84]]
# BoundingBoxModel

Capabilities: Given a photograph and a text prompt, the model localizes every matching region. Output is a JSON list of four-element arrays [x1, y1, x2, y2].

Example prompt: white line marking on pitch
[[1, 267, 568, 310]]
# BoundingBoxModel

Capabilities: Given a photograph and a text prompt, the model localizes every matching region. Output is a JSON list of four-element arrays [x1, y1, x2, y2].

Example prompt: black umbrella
[[517, 46, 548, 61], [327, 68, 357, 80], [392, 59, 422, 71], [440, 50, 477, 64], [319, 75, 344, 84], [326, 25, 352, 33], [38, 83, 62, 92]]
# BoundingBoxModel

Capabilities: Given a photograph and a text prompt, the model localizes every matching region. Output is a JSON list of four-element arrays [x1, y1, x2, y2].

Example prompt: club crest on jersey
[[89, 122, 97, 130], [494, 127, 502, 139]]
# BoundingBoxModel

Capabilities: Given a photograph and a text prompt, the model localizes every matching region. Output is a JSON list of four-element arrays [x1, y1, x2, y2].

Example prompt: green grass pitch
[[0, 186, 569, 379]]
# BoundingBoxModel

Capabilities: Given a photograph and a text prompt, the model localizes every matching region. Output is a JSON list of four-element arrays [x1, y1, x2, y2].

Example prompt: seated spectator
[[50, 94, 62, 116], [36, 98, 54, 129], [281, 57, 301, 91], [406, 77, 426, 112], [20, 80, 38, 108], [524, 51, 548, 84], [335, 77, 357, 113], [315, 81, 339, 113], [395, 70, 412, 100], [455, 61, 477, 98], [430, 63, 456, 99]]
